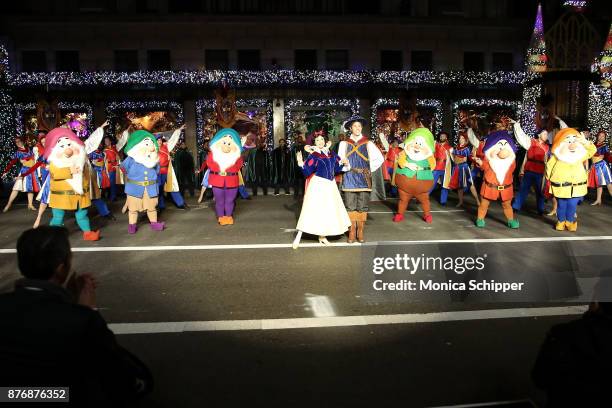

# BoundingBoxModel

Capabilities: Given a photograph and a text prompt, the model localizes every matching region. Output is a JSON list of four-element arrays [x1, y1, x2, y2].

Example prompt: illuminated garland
[[0, 90, 15, 178], [370, 98, 443, 135], [284, 98, 360, 141], [14, 102, 94, 138], [563, 0, 588, 10], [104, 100, 184, 140], [587, 83, 612, 134], [7, 70, 537, 89], [520, 84, 541, 136], [451, 99, 522, 140], [195, 98, 273, 153], [0, 45, 8, 79]]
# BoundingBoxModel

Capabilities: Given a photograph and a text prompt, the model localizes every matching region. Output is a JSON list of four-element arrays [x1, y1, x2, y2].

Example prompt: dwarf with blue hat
[[205, 128, 244, 225]]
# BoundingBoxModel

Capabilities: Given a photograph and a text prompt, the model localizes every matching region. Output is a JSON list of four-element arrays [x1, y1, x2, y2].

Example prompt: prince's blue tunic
[[341, 140, 370, 191]]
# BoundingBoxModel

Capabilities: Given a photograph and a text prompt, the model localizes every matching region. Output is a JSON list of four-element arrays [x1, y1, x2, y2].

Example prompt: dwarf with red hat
[[43, 127, 103, 241], [546, 128, 596, 231], [471, 130, 520, 228]]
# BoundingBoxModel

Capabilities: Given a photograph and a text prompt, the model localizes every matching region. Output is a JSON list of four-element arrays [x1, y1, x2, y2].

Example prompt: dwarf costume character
[[42, 127, 101, 241], [337, 116, 384, 243], [21, 125, 107, 229], [473, 131, 520, 228], [206, 128, 244, 225], [121, 130, 165, 234], [546, 128, 596, 231], [392, 128, 436, 223]]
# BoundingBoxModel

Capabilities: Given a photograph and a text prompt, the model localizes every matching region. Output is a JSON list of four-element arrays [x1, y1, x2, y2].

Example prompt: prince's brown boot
[[347, 212, 358, 243], [356, 212, 367, 243]]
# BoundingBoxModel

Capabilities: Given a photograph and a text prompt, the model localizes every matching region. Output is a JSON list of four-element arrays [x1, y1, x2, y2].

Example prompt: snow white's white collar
[[311, 146, 330, 155]]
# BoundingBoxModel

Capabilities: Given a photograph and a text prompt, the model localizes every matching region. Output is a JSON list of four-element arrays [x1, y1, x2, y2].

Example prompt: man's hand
[[473, 157, 483, 166], [296, 151, 304, 168], [180, 124, 187, 131], [101, 120, 109, 128], [76, 273, 97, 309], [340, 158, 349, 166], [70, 165, 81, 175]]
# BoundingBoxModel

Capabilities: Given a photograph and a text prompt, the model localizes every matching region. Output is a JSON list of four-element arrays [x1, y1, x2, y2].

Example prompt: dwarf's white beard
[[211, 144, 241, 171], [406, 147, 431, 162], [488, 154, 514, 185], [50, 147, 86, 195], [128, 149, 159, 169], [554, 144, 586, 164]]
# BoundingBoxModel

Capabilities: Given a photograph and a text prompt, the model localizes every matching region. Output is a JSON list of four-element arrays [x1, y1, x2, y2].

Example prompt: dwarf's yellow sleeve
[[583, 142, 596, 161], [427, 156, 436, 170], [545, 155, 557, 180]]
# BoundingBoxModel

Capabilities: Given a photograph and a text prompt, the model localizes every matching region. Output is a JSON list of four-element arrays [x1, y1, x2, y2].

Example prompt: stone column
[[272, 98, 285, 147], [183, 99, 197, 155]]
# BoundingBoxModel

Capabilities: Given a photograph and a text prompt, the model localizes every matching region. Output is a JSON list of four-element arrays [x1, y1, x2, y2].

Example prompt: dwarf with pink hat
[[43, 127, 102, 241]]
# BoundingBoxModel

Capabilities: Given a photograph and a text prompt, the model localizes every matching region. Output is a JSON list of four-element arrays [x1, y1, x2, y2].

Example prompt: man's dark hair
[[17, 226, 71, 280], [416, 112, 433, 130], [598, 302, 612, 316]]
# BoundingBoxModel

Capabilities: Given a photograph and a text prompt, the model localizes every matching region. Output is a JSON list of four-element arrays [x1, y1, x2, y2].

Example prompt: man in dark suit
[[0, 226, 152, 407], [532, 302, 612, 407]]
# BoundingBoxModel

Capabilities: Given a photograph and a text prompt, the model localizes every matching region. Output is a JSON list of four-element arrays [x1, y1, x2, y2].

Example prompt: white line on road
[[1, 235, 612, 253], [108, 305, 587, 335], [369, 210, 465, 214], [429, 399, 534, 408]]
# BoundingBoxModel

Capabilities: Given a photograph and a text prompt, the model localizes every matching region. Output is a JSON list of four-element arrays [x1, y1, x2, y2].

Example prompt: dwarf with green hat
[[120, 130, 165, 234], [392, 127, 436, 223]]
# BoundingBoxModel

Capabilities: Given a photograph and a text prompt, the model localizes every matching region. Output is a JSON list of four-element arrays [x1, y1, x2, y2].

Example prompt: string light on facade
[[451, 99, 523, 139], [195, 98, 273, 153], [370, 98, 443, 135], [284, 98, 360, 141]]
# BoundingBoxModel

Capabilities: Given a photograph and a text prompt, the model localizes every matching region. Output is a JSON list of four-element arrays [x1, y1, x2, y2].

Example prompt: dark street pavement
[[1, 191, 609, 407]]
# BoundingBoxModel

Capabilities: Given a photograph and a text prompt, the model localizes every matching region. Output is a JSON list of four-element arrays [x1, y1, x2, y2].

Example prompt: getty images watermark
[[358, 241, 611, 303], [371, 253, 525, 293]]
